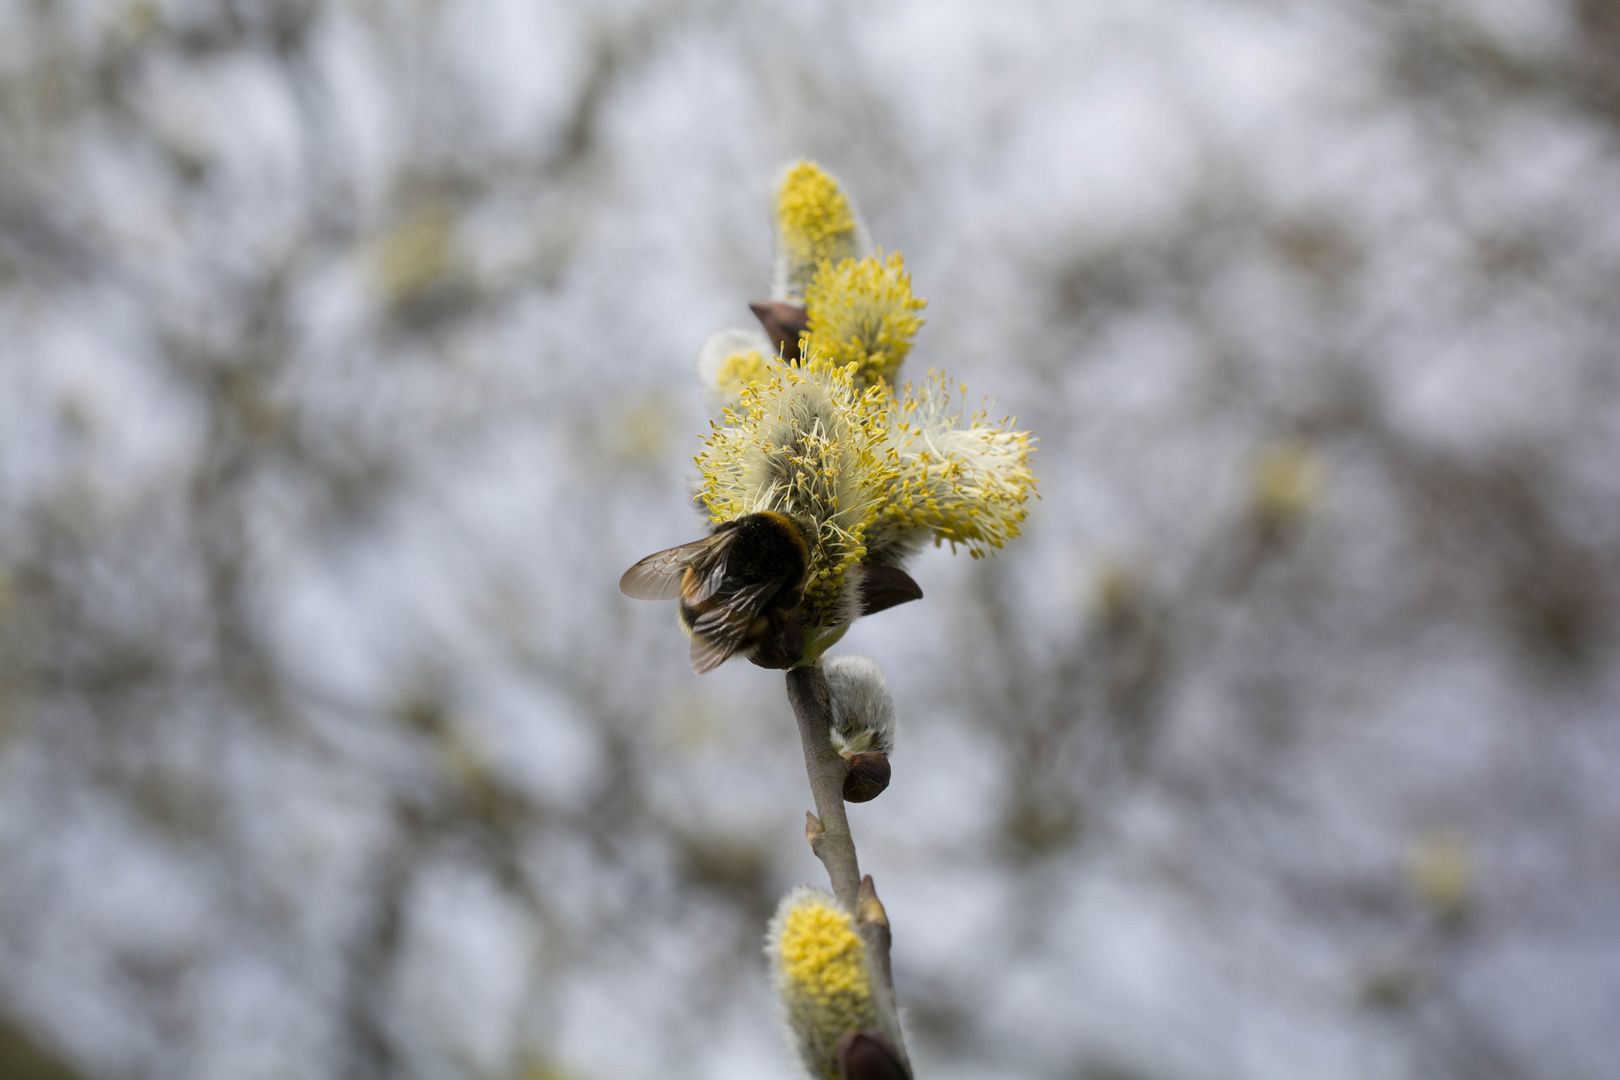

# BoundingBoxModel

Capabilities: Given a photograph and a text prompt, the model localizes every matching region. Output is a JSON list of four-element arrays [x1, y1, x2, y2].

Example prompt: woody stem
[[786, 665, 862, 910], [785, 665, 910, 1073]]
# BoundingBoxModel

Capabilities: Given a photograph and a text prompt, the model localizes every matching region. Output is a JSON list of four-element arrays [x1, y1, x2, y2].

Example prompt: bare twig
[[787, 667, 862, 910], [786, 666, 911, 1075]]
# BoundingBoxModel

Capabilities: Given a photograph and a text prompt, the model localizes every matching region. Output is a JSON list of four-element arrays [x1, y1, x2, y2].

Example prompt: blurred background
[[3, 1, 1619, 1078]]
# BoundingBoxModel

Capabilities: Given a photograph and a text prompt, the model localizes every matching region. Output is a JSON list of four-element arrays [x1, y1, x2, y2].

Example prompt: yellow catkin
[[1251, 439, 1324, 526], [775, 161, 864, 300], [801, 252, 927, 391], [714, 349, 771, 397], [1408, 830, 1471, 921], [873, 371, 1037, 558], [769, 888, 879, 1080], [777, 162, 857, 262], [696, 361, 1036, 623], [779, 905, 871, 997], [372, 204, 458, 301]]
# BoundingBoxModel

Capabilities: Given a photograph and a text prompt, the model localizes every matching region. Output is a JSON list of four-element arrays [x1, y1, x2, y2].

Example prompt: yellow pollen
[[801, 252, 926, 391], [714, 349, 771, 395], [777, 162, 858, 264], [778, 902, 870, 998]]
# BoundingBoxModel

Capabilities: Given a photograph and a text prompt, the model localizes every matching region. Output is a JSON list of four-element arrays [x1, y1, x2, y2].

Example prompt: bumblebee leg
[[746, 612, 805, 670]]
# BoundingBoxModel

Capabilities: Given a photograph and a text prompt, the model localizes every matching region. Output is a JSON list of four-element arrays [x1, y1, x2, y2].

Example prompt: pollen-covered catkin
[[801, 252, 926, 391], [768, 886, 880, 1080], [695, 357, 897, 632], [866, 370, 1037, 562], [675, 161, 1036, 667], [773, 161, 869, 302]]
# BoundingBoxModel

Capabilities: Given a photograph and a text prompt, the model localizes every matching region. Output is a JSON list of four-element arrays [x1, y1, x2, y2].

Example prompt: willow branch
[[786, 665, 910, 1075], [787, 666, 862, 910]]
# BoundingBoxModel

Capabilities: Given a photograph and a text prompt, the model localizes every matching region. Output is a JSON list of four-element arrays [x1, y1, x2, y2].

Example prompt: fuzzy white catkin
[[824, 654, 897, 757]]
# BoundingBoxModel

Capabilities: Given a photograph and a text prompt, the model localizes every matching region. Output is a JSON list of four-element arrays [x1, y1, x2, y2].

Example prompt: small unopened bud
[[842, 753, 891, 803], [855, 875, 888, 932]]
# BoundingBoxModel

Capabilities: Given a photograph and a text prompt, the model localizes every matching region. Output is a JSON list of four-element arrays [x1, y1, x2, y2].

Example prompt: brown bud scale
[[842, 752, 890, 803]]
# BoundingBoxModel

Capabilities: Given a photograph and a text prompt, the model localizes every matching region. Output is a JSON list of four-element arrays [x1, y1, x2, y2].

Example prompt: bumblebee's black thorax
[[724, 512, 808, 587]]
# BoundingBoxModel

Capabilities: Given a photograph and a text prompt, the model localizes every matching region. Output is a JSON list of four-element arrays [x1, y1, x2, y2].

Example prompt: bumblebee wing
[[619, 531, 734, 601], [687, 577, 784, 673], [688, 633, 735, 675], [684, 548, 737, 605]]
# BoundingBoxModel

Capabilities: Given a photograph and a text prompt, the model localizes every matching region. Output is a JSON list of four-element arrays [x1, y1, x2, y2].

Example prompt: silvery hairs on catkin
[[824, 654, 897, 758]]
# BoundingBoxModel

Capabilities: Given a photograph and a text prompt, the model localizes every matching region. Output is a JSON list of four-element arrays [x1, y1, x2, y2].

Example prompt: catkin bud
[[696, 326, 777, 410], [825, 655, 897, 803], [825, 655, 896, 758]]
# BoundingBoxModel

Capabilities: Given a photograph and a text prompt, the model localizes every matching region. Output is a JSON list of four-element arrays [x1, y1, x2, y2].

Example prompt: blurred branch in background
[[1, 1, 1618, 1079], [0, 1014, 86, 1080]]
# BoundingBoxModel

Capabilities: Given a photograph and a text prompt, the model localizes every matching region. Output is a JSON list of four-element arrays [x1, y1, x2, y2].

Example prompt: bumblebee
[[620, 512, 811, 673], [621, 514, 925, 675]]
